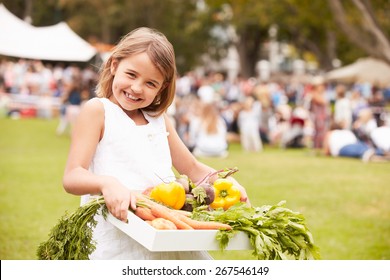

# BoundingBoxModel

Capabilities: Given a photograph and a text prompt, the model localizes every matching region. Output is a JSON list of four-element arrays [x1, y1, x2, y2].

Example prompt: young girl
[[62, 27, 249, 260]]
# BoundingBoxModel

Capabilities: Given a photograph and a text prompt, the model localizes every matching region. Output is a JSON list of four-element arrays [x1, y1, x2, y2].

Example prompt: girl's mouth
[[124, 91, 141, 102]]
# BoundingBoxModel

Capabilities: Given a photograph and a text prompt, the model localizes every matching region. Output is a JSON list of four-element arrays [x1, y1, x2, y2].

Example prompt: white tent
[[325, 57, 390, 88], [0, 4, 97, 62]]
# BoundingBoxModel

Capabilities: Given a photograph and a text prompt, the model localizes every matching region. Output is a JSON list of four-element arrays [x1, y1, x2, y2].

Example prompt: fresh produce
[[134, 206, 156, 221], [209, 178, 241, 210], [151, 218, 177, 230], [181, 193, 196, 212], [36, 196, 107, 260], [191, 200, 321, 260], [37, 167, 320, 260], [175, 174, 191, 194], [176, 214, 232, 230], [179, 167, 239, 211], [192, 183, 215, 205], [135, 197, 232, 230], [149, 181, 186, 210], [142, 198, 194, 230]]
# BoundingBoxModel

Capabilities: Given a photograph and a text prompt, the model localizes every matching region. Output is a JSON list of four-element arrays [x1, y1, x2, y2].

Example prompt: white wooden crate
[[107, 210, 251, 252]]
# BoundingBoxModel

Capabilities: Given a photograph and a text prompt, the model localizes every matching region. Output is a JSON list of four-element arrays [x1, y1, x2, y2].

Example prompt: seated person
[[323, 123, 388, 162], [188, 103, 229, 158], [370, 121, 390, 154]]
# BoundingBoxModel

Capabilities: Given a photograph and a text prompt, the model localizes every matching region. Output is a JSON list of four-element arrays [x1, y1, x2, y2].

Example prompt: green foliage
[[3, 0, 390, 72], [37, 197, 107, 260], [58, 0, 212, 74], [193, 201, 321, 260]]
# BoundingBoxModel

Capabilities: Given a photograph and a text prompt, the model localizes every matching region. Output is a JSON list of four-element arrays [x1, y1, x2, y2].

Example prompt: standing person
[[333, 84, 352, 129], [56, 80, 82, 135], [308, 77, 331, 150], [237, 96, 262, 152], [62, 27, 249, 260]]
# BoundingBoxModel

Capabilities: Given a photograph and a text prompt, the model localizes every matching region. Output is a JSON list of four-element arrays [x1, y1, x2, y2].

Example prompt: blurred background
[[1, 0, 390, 135], [0, 0, 389, 260], [2, 0, 390, 74]]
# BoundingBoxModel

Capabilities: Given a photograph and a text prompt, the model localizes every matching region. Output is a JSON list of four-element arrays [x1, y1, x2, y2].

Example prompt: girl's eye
[[127, 72, 136, 78], [147, 81, 157, 88]]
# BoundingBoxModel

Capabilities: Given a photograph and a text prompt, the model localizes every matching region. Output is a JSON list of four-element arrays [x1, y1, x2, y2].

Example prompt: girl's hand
[[236, 183, 251, 206], [101, 177, 137, 222]]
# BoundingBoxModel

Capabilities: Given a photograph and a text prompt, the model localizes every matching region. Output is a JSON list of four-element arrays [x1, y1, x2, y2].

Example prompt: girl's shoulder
[[83, 97, 104, 109], [78, 97, 105, 119]]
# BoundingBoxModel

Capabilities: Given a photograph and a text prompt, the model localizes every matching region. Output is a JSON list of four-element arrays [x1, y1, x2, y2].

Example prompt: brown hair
[[200, 103, 221, 134], [96, 27, 177, 116]]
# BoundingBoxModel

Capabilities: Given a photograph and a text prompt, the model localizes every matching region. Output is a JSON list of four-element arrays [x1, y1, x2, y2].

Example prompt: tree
[[205, 0, 389, 76], [57, 0, 212, 73], [205, 0, 344, 76], [2, 0, 214, 73], [327, 0, 390, 65], [205, 0, 273, 77], [5, 0, 388, 75]]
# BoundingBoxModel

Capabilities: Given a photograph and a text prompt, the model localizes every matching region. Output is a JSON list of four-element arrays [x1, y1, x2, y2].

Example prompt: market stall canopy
[[325, 57, 390, 88], [0, 4, 97, 62]]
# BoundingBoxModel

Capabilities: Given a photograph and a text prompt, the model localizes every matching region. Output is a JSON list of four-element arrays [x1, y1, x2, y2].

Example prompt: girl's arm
[[62, 99, 136, 221], [165, 114, 250, 204]]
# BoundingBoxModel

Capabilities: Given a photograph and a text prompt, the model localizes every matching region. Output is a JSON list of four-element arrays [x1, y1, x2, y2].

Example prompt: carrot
[[136, 196, 193, 230], [149, 203, 193, 230], [135, 207, 156, 221], [171, 209, 192, 217], [176, 214, 232, 230]]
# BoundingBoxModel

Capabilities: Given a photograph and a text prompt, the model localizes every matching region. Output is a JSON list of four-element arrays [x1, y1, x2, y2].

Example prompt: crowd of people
[[0, 58, 97, 133], [1, 57, 389, 162], [173, 71, 390, 162]]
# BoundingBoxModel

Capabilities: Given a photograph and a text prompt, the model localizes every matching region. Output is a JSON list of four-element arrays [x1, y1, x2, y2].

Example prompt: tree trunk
[[235, 27, 264, 78]]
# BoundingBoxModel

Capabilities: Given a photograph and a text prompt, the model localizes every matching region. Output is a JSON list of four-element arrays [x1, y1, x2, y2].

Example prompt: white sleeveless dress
[[82, 98, 212, 260]]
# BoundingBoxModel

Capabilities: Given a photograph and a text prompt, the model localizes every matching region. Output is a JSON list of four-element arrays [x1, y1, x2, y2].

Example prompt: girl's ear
[[110, 59, 118, 75]]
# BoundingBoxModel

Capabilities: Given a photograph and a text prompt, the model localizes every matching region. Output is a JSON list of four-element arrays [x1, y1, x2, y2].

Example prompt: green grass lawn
[[0, 118, 389, 260]]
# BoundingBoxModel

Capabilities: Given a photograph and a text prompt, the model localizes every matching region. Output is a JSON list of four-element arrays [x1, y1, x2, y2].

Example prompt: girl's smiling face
[[110, 52, 165, 114]]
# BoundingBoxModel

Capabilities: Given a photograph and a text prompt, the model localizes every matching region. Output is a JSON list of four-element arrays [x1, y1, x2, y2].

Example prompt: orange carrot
[[136, 195, 195, 230], [149, 203, 193, 230], [171, 209, 192, 217], [176, 215, 232, 230], [135, 207, 156, 221]]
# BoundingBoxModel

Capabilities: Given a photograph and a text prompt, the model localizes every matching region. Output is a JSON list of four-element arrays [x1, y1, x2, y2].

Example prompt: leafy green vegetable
[[192, 200, 321, 260], [36, 197, 107, 260], [191, 185, 208, 205]]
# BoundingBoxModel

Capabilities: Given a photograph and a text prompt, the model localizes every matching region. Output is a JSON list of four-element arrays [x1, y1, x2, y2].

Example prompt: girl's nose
[[131, 81, 143, 93]]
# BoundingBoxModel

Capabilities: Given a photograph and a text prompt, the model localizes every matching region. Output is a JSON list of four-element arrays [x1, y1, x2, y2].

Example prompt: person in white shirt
[[370, 124, 390, 153], [323, 123, 388, 162], [197, 75, 216, 104], [333, 85, 352, 129], [188, 103, 228, 157], [237, 96, 262, 152]]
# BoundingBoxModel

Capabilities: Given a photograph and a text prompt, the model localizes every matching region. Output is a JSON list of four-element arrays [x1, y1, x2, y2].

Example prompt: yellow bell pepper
[[150, 181, 186, 210], [210, 178, 241, 210]]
